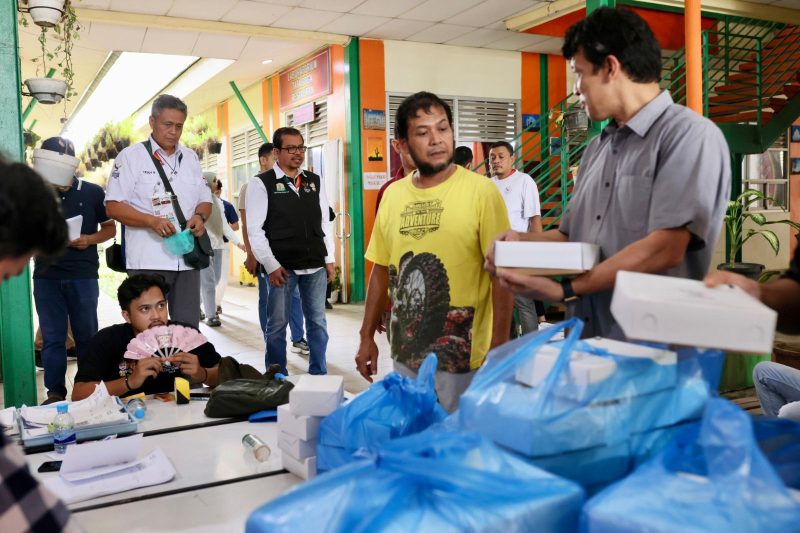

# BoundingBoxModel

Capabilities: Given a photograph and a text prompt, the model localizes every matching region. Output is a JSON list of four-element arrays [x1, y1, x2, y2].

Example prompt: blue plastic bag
[[317, 353, 447, 472], [753, 416, 800, 489], [247, 431, 585, 533], [164, 229, 195, 256], [458, 318, 723, 457], [582, 398, 800, 532]]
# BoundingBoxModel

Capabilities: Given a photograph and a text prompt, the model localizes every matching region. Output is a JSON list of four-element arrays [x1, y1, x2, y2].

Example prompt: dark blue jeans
[[33, 278, 100, 398], [258, 269, 305, 345], [265, 269, 328, 375]]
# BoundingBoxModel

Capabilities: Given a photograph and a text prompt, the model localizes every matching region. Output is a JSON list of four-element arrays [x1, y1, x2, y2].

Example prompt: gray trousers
[[200, 250, 224, 319], [393, 360, 476, 413], [515, 295, 540, 335], [127, 269, 201, 329]]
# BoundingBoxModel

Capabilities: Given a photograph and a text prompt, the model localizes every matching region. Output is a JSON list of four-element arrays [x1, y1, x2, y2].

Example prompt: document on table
[[60, 433, 142, 479], [66, 215, 83, 242], [19, 382, 128, 430], [44, 448, 176, 504]]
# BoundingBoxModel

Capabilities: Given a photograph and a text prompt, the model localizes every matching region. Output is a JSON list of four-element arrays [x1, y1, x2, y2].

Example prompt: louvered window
[[201, 153, 218, 172], [457, 99, 518, 142], [287, 101, 328, 147], [386, 93, 517, 142], [231, 124, 265, 198]]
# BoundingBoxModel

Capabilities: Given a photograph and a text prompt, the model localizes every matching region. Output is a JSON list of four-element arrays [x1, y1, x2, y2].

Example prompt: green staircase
[[474, 14, 800, 231]]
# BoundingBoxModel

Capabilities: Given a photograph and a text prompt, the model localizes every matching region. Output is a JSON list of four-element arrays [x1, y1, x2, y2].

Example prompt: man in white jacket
[[200, 171, 243, 327]]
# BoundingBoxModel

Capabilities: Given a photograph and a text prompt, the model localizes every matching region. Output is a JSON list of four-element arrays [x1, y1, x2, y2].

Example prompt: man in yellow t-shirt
[[356, 91, 512, 412]]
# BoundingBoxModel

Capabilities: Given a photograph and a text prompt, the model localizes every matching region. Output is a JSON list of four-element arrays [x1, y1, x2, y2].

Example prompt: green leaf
[[749, 212, 767, 225], [759, 229, 780, 254], [762, 219, 800, 231]]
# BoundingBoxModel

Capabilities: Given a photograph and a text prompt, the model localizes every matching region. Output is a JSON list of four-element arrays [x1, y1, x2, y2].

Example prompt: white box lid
[[611, 271, 777, 353], [494, 241, 600, 270]]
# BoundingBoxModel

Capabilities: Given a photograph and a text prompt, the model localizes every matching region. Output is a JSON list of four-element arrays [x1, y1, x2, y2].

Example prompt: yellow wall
[[226, 81, 264, 135], [383, 40, 522, 99]]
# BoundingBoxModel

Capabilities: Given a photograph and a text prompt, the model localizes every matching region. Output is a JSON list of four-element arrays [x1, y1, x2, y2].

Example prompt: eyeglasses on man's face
[[279, 145, 307, 154]]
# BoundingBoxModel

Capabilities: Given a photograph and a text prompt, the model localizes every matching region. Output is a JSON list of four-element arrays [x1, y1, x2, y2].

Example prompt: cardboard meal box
[[277, 404, 322, 441], [495, 241, 600, 276], [515, 338, 676, 402], [289, 375, 344, 417], [611, 271, 777, 353]]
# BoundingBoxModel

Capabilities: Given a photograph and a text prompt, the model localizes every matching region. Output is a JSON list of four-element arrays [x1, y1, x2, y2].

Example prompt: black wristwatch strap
[[561, 278, 579, 303]]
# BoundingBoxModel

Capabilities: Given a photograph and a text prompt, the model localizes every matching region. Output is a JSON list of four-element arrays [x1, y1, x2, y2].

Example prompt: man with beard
[[71, 274, 221, 400], [356, 91, 512, 412], [486, 7, 730, 340]]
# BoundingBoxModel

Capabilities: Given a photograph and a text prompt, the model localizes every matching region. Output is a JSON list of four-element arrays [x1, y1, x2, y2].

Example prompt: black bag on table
[[204, 362, 294, 418]]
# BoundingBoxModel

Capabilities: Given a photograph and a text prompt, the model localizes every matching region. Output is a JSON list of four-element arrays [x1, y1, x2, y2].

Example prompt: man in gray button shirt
[[487, 7, 730, 339]]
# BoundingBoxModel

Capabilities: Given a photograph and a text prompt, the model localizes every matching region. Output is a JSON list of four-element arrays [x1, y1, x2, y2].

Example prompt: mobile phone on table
[[37, 460, 62, 473]]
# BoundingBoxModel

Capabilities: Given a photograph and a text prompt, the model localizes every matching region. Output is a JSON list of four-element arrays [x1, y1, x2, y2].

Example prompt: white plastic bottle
[[53, 403, 76, 454]]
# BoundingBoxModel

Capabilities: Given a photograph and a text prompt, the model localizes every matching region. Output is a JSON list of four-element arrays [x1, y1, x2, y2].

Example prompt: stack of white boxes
[[278, 375, 344, 480]]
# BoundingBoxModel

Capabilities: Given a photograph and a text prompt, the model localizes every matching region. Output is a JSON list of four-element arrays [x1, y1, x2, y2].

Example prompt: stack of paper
[[42, 434, 176, 504], [18, 384, 133, 441]]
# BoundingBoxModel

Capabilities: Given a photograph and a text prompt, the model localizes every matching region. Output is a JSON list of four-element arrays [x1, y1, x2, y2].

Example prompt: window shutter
[[457, 99, 518, 142]]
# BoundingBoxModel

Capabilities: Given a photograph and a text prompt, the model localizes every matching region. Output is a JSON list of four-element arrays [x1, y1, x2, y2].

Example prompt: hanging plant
[[26, 0, 67, 28], [23, 129, 41, 149], [22, 1, 81, 105], [206, 137, 222, 154]]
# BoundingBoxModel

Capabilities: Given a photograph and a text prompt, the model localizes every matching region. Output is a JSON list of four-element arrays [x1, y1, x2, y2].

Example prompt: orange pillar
[[685, 0, 703, 114]]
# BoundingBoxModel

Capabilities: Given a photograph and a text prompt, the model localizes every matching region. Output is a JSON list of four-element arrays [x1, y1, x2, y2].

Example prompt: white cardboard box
[[516, 344, 617, 388], [277, 403, 322, 441], [278, 430, 316, 461], [281, 452, 316, 480], [495, 241, 600, 276], [289, 375, 344, 416], [611, 271, 777, 353]]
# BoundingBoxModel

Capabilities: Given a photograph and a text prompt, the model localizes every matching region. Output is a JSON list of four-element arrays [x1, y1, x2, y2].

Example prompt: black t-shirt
[[74, 321, 221, 397]]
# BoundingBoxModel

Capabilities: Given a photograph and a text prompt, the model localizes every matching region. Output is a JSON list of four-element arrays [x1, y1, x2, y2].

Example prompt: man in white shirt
[[246, 127, 335, 375], [106, 94, 212, 328], [489, 141, 545, 334]]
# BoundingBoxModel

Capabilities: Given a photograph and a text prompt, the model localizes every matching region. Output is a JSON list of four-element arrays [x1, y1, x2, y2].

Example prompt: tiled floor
[[2, 282, 391, 407]]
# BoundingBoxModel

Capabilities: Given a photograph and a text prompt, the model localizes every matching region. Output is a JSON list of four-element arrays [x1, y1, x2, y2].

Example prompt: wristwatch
[[561, 278, 579, 303], [194, 212, 207, 222]]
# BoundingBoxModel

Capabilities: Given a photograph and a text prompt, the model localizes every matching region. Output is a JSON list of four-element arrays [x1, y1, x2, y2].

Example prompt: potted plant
[[103, 122, 119, 158], [23, 129, 41, 149], [718, 188, 800, 280], [329, 266, 342, 304], [26, 0, 67, 28], [113, 117, 135, 151], [206, 136, 222, 154], [22, 1, 80, 104]]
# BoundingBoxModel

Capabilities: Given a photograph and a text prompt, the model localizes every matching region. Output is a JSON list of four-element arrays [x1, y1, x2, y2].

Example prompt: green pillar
[[587, 0, 615, 138], [229, 81, 268, 143], [539, 54, 549, 162], [728, 152, 744, 262], [344, 38, 365, 302], [1, 1, 37, 407]]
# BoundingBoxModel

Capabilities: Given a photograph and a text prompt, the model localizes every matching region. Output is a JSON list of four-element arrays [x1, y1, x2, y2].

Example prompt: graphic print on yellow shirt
[[366, 166, 510, 373]]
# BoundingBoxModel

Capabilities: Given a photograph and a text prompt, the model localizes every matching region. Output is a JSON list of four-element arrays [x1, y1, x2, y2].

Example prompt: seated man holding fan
[[72, 274, 221, 400]]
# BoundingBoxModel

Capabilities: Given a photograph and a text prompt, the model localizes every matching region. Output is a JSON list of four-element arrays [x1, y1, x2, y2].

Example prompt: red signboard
[[279, 49, 331, 109]]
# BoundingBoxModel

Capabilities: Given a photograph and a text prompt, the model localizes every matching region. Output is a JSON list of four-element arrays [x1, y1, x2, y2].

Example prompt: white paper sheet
[[60, 433, 142, 477], [44, 448, 176, 505], [66, 215, 83, 241], [19, 383, 128, 428]]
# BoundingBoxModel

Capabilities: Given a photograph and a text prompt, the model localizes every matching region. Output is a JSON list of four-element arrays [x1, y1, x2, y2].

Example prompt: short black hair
[[215, 178, 222, 192], [258, 142, 275, 158], [151, 94, 188, 119], [562, 7, 661, 83], [0, 156, 67, 261], [272, 128, 303, 149], [489, 141, 514, 156], [454, 146, 473, 167], [395, 92, 453, 140], [118, 274, 170, 312]]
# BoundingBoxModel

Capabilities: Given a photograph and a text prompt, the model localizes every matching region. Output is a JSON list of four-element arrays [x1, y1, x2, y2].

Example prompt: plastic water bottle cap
[[56, 403, 68, 413], [275, 373, 285, 380], [134, 408, 145, 419]]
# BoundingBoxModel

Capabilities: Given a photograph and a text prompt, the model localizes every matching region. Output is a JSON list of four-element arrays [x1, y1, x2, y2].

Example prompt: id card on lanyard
[[151, 150, 183, 229]]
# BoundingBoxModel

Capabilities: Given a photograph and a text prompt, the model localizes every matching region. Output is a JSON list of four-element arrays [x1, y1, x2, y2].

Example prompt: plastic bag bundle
[[247, 431, 585, 533], [583, 399, 800, 532], [164, 229, 195, 256], [317, 353, 447, 472], [457, 318, 724, 489]]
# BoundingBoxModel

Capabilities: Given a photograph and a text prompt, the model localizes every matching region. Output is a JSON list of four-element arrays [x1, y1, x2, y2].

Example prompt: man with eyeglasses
[[245, 127, 335, 375]]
